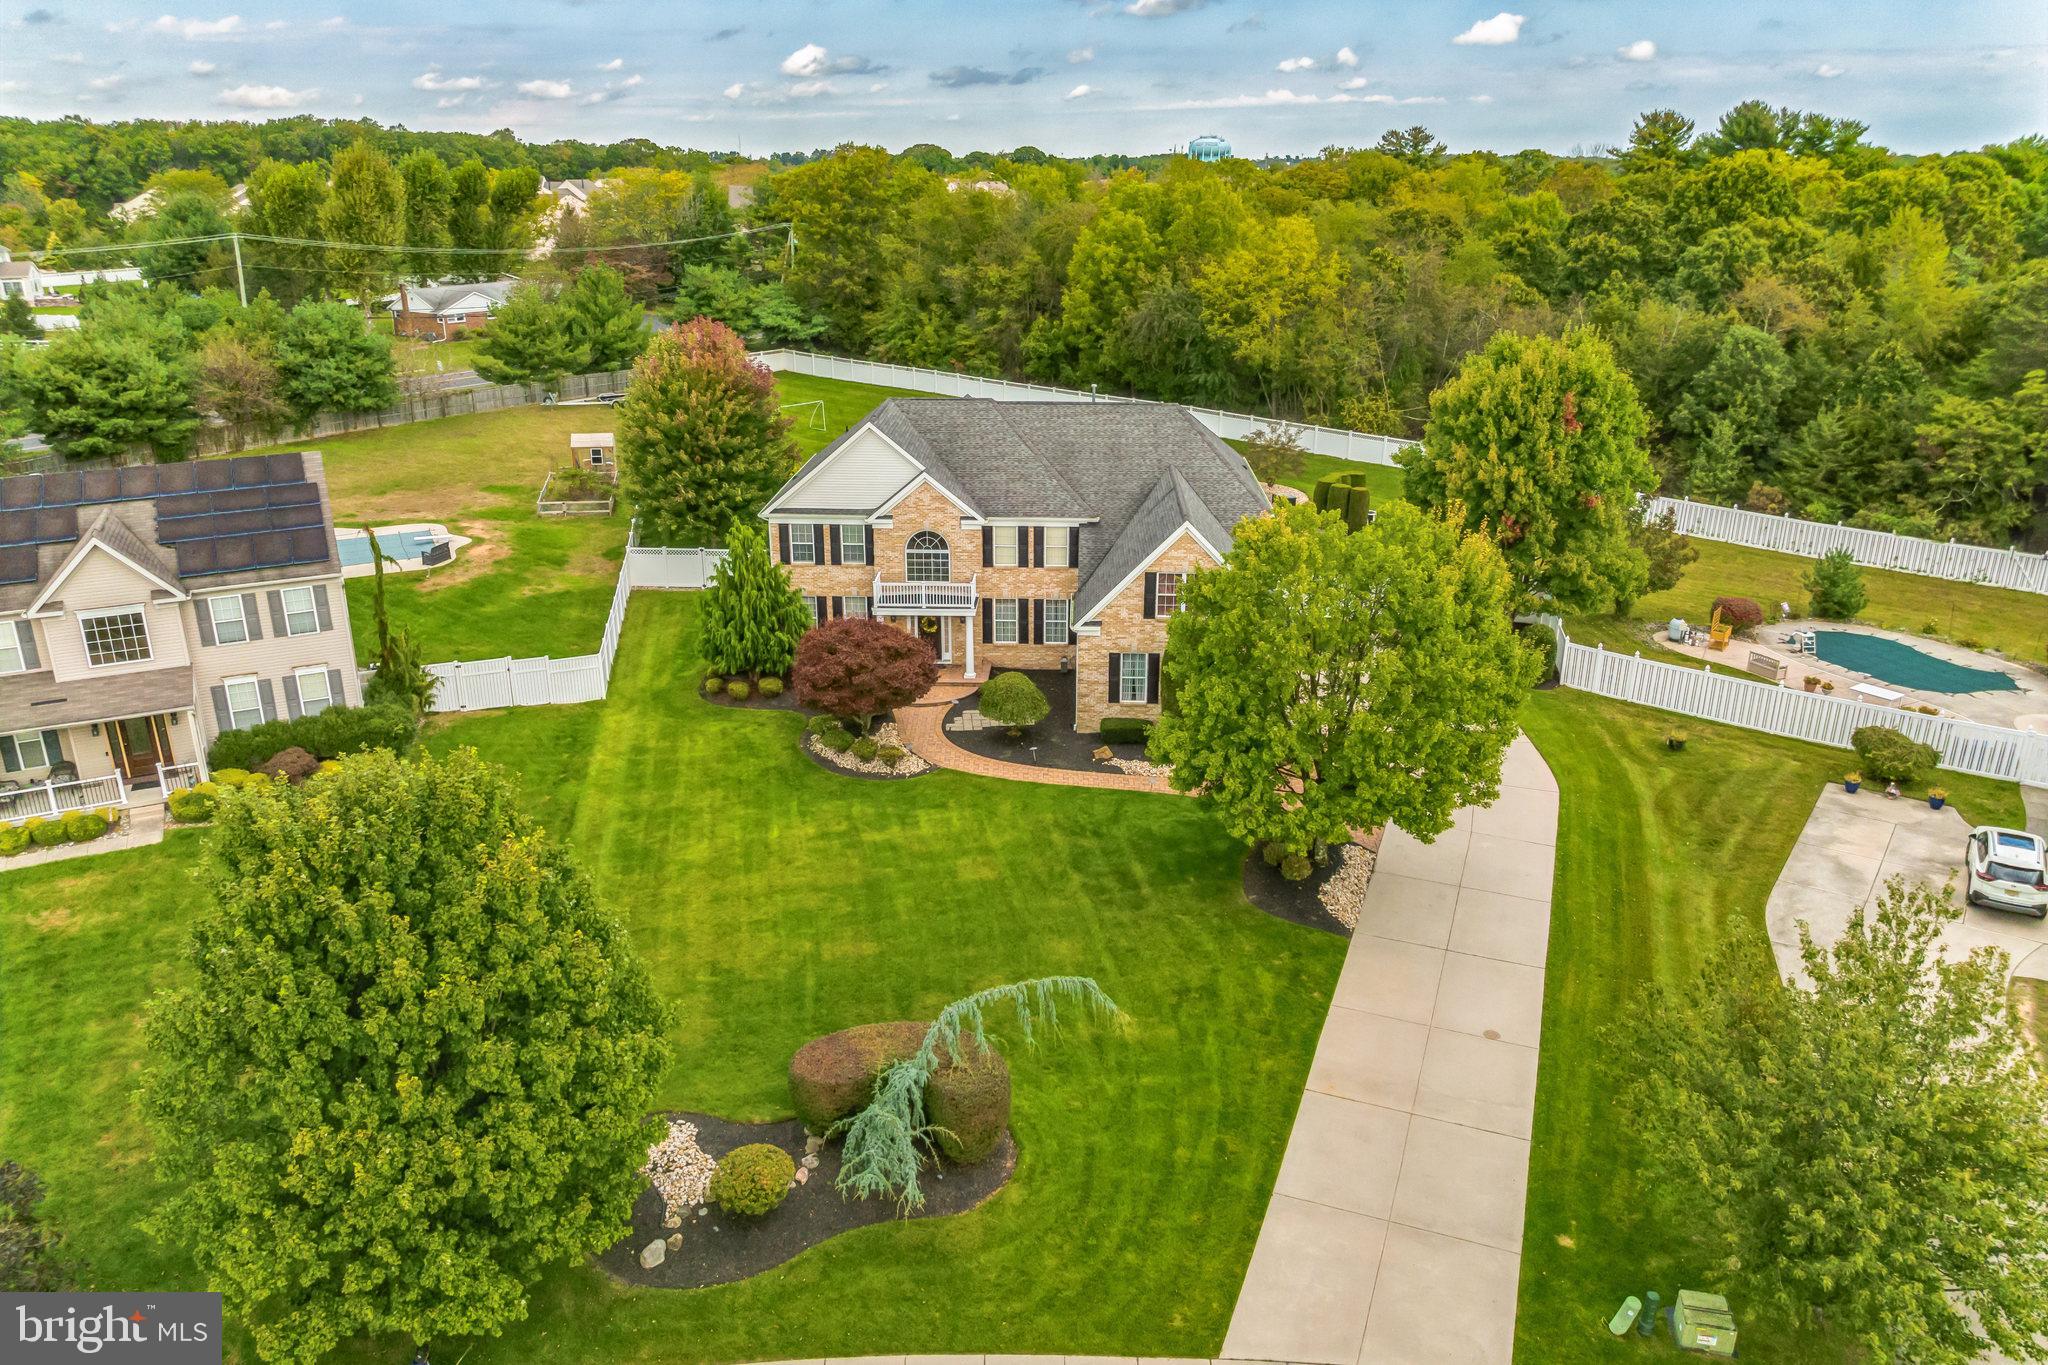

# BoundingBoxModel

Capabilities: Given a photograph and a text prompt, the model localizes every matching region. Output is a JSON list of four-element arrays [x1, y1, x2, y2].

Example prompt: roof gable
[[1074, 468, 1229, 624], [767, 421, 927, 514], [28, 513, 186, 614]]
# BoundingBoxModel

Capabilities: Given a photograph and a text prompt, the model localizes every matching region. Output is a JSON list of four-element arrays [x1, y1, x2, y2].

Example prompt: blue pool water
[[337, 529, 431, 567]]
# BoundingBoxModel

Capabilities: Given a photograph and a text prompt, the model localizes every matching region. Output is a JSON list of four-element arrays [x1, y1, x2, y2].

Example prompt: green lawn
[[1, 591, 1345, 1363], [1514, 689, 2022, 1363]]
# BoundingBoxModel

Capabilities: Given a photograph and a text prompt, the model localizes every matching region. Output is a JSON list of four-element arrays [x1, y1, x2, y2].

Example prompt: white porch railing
[[873, 574, 977, 613], [159, 762, 203, 793], [1, 771, 128, 826]]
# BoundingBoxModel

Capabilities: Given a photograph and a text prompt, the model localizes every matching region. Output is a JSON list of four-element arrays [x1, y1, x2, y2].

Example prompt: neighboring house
[[0, 248, 38, 302], [761, 399, 1268, 733], [0, 452, 362, 821], [541, 177, 607, 217], [386, 279, 519, 339], [945, 178, 1015, 196]]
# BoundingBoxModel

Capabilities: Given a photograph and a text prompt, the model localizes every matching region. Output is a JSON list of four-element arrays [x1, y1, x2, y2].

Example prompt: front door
[[916, 615, 951, 664], [109, 714, 168, 785]]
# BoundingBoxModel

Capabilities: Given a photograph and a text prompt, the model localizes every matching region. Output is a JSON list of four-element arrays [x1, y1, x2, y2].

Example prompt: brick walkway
[[892, 672, 1178, 795]]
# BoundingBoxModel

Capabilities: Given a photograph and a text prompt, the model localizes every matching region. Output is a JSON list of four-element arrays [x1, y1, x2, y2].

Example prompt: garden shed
[[571, 433, 617, 480]]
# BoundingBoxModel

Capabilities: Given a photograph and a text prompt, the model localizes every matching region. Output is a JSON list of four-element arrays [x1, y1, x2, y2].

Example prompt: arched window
[[905, 531, 951, 582]]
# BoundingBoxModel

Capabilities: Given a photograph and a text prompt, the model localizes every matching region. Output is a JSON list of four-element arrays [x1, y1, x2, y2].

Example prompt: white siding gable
[[776, 426, 921, 514]]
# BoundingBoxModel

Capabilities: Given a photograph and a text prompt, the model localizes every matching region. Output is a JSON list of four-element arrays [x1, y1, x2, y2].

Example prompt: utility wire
[[22, 222, 792, 263]]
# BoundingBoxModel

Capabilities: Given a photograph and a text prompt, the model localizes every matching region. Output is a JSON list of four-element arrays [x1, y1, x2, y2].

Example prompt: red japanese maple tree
[[793, 619, 940, 732]]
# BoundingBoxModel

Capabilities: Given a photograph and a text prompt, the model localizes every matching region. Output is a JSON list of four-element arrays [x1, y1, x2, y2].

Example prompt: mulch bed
[[799, 729, 932, 782], [596, 1111, 1016, 1290], [1241, 844, 1366, 938], [943, 669, 1151, 773], [699, 681, 806, 713]]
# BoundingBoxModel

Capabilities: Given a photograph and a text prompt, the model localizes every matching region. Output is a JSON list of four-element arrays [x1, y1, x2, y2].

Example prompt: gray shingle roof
[[390, 279, 516, 314], [0, 662, 195, 729], [769, 399, 1268, 596], [1074, 467, 1235, 623]]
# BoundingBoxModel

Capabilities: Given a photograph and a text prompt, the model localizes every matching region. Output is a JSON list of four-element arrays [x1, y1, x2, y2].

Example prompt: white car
[[1965, 827, 2048, 918]]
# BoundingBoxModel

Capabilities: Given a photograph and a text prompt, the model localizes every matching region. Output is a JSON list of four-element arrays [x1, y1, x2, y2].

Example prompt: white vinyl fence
[[752, 348, 1419, 467], [1644, 496, 2048, 596], [419, 543, 728, 714], [1547, 620, 2048, 787]]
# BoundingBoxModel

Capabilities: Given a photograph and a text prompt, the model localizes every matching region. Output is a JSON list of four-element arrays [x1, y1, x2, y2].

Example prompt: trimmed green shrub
[[208, 719, 293, 772], [851, 737, 879, 762], [725, 678, 751, 701], [167, 788, 218, 824], [1710, 595, 1764, 635], [1803, 549, 1867, 620], [207, 703, 417, 771], [759, 676, 785, 698], [924, 1041, 1011, 1164], [1851, 725, 1940, 784], [708, 1143, 795, 1217], [804, 713, 838, 737], [28, 818, 69, 848], [1261, 841, 1284, 867], [1100, 717, 1152, 745], [59, 809, 109, 843], [701, 674, 724, 695], [819, 727, 855, 753], [1311, 470, 1374, 531], [0, 824, 29, 856], [1524, 622, 1560, 684], [1279, 853, 1311, 881], [208, 768, 263, 789], [979, 671, 1050, 732], [787, 1020, 1011, 1162], [876, 744, 905, 767]]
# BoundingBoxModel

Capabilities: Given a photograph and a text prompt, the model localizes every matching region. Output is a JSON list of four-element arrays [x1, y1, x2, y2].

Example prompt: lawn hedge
[[788, 1020, 1010, 1162], [924, 1041, 1011, 1164], [206, 703, 417, 772], [1100, 717, 1152, 746]]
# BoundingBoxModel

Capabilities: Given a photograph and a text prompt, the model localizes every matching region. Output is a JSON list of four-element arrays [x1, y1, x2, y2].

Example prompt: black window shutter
[[43, 729, 63, 762], [1147, 653, 1161, 704], [1032, 599, 1044, 644], [0, 735, 15, 772], [257, 678, 278, 723], [865, 529, 875, 566], [831, 596, 844, 619], [982, 598, 993, 643], [1108, 653, 1122, 702], [282, 674, 302, 720], [313, 585, 333, 632], [982, 529, 994, 568], [778, 524, 791, 563], [196, 602, 216, 647], [16, 621, 37, 669], [812, 525, 826, 562], [241, 592, 263, 640], [1068, 526, 1080, 566], [210, 686, 231, 734], [1143, 572, 1158, 619], [1033, 526, 1045, 567], [828, 526, 841, 565]]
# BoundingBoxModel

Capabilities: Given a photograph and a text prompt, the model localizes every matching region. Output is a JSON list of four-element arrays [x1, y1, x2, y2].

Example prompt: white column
[[963, 611, 977, 680]]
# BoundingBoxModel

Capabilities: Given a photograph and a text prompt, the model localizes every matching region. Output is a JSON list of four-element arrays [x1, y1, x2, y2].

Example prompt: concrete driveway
[[1765, 785, 2048, 983]]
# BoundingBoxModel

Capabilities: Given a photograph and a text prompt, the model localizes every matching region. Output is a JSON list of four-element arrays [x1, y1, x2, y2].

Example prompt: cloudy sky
[[2, 1, 2042, 157]]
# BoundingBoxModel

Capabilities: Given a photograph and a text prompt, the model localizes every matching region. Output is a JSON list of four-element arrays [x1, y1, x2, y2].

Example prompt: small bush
[[851, 737, 879, 762], [1100, 717, 1152, 745], [1261, 841, 1284, 867], [726, 679, 751, 701], [0, 824, 29, 856], [208, 768, 262, 788], [925, 1039, 1011, 1164], [819, 727, 855, 753], [1710, 596, 1764, 635], [1803, 549, 1867, 620], [978, 671, 1050, 732], [1280, 853, 1311, 881], [708, 1143, 795, 1217], [804, 713, 837, 736], [59, 809, 109, 843], [701, 674, 724, 695], [1524, 622, 1560, 684], [27, 818, 68, 848], [759, 676, 785, 698], [207, 703, 416, 770], [876, 744, 905, 767], [1851, 725, 1940, 784], [167, 788, 218, 823], [207, 718, 294, 772], [254, 746, 320, 785]]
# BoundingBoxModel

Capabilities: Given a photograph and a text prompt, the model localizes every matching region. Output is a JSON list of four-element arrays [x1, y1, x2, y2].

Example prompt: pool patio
[[333, 522, 471, 579]]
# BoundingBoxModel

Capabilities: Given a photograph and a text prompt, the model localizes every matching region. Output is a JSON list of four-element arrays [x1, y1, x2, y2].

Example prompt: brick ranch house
[[760, 399, 1269, 733], [385, 279, 518, 340], [0, 453, 361, 822]]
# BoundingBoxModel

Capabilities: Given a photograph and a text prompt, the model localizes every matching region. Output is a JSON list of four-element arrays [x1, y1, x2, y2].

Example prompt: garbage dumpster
[[1672, 1289, 1738, 1357]]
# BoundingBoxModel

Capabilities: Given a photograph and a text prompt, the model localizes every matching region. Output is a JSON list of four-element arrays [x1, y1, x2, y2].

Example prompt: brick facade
[[1073, 530, 1217, 733], [392, 309, 488, 339]]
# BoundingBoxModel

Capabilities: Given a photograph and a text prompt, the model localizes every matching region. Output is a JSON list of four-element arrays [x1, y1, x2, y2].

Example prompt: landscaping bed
[[801, 720, 930, 779], [1240, 841, 1377, 938], [598, 1110, 1013, 1290], [699, 677, 804, 711], [943, 669, 1152, 772]]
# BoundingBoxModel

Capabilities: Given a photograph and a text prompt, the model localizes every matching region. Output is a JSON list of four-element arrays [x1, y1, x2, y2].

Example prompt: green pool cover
[[1813, 630, 2019, 694]]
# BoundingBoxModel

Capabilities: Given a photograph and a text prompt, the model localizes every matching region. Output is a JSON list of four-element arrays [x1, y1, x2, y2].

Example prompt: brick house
[[387, 280, 517, 339], [760, 399, 1268, 732], [0, 452, 362, 823]]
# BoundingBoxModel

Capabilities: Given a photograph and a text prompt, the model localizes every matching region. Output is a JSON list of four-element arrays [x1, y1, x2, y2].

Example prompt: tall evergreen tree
[[473, 285, 582, 386], [397, 150, 455, 280], [275, 299, 398, 417], [700, 526, 815, 678], [28, 324, 199, 459], [559, 264, 647, 371]]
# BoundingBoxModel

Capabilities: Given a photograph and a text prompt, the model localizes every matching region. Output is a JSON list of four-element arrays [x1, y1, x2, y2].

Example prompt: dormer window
[[80, 606, 151, 666]]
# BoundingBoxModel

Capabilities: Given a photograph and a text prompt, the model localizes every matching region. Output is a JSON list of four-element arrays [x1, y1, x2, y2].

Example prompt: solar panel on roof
[[0, 546, 36, 585], [0, 451, 310, 510]]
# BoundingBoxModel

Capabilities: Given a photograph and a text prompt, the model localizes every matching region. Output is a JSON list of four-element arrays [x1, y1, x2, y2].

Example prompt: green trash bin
[[1672, 1289, 1738, 1357]]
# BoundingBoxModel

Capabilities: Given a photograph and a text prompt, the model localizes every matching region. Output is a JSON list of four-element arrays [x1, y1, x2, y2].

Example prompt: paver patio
[[1221, 735, 1559, 1365], [893, 672, 1178, 794]]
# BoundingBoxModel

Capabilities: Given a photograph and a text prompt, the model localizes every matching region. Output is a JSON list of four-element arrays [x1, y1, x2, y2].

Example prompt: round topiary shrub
[[701, 674, 724, 696], [59, 809, 109, 843], [789, 1020, 929, 1132], [254, 746, 320, 785], [924, 1038, 1011, 1164], [28, 818, 68, 848], [708, 1143, 796, 1217], [167, 788, 218, 824], [978, 671, 1050, 734], [208, 768, 261, 789], [1710, 595, 1764, 635], [759, 676, 785, 698], [1261, 841, 1284, 867], [851, 737, 879, 762], [0, 824, 31, 856], [1851, 725, 1940, 784], [876, 744, 905, 767], [819, 727, 855, 753], [726, 678, 752, 701], [1280, 852, 1312, 881], [804, 713, 837, 737]]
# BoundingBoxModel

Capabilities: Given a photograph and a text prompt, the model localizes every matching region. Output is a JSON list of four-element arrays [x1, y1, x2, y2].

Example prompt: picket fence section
[[751, 348, 1419, 467], [1644, 496, 2048, 596], [1550, 622, 2048, 787], [420, 543, 728, 714]]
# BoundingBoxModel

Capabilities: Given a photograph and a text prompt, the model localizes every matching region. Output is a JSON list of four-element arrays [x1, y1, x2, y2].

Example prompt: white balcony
[[873, 573, 977, 614]]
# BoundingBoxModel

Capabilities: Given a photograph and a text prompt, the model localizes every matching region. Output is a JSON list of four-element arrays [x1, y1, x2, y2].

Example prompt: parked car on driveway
[[1965, 827, 2048, 917]]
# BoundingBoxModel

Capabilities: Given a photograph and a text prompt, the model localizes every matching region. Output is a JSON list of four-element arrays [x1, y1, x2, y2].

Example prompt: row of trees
[[734, 105, 2046, 544]]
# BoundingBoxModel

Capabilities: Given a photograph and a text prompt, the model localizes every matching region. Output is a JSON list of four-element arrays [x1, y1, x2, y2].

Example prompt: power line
[[22, 221, 792, 264]]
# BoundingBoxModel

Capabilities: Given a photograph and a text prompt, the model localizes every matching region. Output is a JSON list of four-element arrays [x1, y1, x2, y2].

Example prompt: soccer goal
[[780, 399, 827, 432]]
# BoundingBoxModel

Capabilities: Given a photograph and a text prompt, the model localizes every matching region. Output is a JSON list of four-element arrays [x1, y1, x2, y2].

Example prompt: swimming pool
[[1812, 630, 2019, 695], [336, 528, 432, 567]]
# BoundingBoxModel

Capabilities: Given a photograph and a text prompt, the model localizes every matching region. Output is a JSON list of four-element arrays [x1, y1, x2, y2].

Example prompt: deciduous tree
[[1620, 879, 2048, 1363], [28, 323, 198, 459], [274, 299, 396, 417], [142, 749, 669, 1364], [1152, 501, 1534, 858], [793, 616, 940, 732], [320, 141, 405, 314], [193, 332, 288, 441], [617, 317, 794, 545]]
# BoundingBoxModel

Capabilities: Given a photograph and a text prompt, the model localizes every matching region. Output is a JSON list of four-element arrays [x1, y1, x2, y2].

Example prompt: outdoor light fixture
[[89, 723, 99, 737]]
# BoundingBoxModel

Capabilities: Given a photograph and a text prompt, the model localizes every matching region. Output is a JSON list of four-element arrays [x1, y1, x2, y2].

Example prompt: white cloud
[[51, 50, 83, 63], [436, 95, 467, 108], [1277, 55, 1316, 72], [1336, 45, 1358, 67], [1470, 93, 1495, 102], [150, 14, 243, 39], [1451, 12, 1524, 45], [619, 73, 643, 88], [317, 15, 344, 29], [600, 57, 623, 71], [1339, 75, 1368, 89], [1617, 39, 1657, 61], [188, 59, 216, 75], [0, 81, 20, 94], [87, 74, 123, 91], [788, 79, 832, 97], [1815, 62, 1844, 77], [219, 82, 315, 108], [1066, 82, 1093, 98], [262, 18, 283, 28], [517, 78, 574, 99], [867, 81, 888, 93], [722, 81, 745, 99], [1068, 47, 1093, 63], [413, 68, 485, 92], [780, 42, 828, 77], [1125, 0, 1203, 14]]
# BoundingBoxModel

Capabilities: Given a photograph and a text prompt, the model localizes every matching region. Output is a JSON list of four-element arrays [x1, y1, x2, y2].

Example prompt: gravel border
[[803, 721, 933, 780], [1240, 842, 1376, 938]]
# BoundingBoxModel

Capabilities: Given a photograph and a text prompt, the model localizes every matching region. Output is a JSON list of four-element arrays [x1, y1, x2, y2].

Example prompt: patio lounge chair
[[47, 761, 78, 784]]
